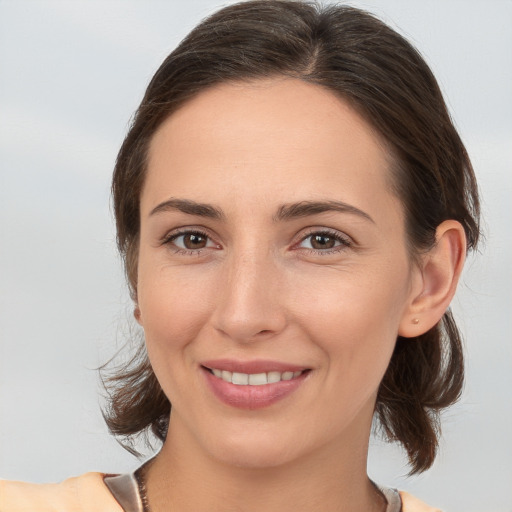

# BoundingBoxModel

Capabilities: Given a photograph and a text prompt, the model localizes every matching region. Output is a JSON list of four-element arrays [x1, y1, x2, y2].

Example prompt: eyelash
[[297, 229, 353, 255], [161, 228, 353, 256], [161, 229, 214, 256]]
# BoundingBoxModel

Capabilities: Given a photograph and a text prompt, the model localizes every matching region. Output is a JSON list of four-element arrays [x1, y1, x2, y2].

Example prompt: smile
[[201, 362, 310, 409], [208, 368, 304, 386]]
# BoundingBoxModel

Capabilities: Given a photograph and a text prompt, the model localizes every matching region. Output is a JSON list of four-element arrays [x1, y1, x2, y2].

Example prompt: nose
[[211, 247, 287, 343]]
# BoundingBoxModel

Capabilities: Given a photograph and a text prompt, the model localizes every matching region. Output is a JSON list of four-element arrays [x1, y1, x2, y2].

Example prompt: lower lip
[[202, 367, 309, 410]]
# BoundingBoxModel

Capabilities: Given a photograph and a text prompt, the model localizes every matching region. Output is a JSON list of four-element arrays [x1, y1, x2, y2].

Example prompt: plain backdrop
[[0, 1, 511, 511]]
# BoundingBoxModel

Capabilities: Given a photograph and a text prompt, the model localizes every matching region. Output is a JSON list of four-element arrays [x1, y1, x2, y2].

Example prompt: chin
[[205, 432, 302, 470]]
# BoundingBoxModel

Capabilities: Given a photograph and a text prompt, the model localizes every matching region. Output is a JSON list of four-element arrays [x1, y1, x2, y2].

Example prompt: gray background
[[0, 1, 511, 511]]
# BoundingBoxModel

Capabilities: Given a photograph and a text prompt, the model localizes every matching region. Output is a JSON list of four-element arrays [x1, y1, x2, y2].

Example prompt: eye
[[164, 229, 218, 253], [298, 230, 351, 253]]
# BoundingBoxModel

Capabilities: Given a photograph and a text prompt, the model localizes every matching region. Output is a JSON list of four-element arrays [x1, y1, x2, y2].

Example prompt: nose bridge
[[213, 239, 286, 341]]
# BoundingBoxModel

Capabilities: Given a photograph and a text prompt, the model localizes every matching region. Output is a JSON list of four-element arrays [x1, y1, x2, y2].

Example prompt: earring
[[412, 318, 419, 324]]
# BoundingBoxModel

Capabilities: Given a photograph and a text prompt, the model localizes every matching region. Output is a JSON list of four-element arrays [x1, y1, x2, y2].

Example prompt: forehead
[[143, 78, 398, 219]]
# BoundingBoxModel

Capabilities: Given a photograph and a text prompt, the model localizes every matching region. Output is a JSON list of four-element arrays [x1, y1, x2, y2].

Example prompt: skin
[[135, 78, 466, 512]]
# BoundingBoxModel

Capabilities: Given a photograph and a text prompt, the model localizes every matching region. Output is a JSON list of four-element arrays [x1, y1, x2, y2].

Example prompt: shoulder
[[0, 476, 441, 512], [400, 490, 443, 512], [0, 472, 123, 512]]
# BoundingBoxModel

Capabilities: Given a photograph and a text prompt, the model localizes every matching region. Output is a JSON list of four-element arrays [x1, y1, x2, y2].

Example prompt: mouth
[[200, 361, 311, 409], [203, 367, 307, 386]]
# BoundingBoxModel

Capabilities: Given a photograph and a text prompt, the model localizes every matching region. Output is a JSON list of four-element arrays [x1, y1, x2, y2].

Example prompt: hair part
[[105, 0, 480, 474]]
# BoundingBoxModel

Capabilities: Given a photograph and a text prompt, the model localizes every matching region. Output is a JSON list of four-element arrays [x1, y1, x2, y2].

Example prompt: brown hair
[[103, 0, 480, 474]]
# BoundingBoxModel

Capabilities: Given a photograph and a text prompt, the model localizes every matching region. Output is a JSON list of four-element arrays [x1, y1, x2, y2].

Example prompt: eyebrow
[[149, 198, 225, 220], [273, 200, 374, 223], [149, 198, 374, 224]]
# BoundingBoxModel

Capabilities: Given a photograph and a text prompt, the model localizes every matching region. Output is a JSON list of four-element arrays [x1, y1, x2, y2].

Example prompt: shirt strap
[[104, 472, 143, 512]]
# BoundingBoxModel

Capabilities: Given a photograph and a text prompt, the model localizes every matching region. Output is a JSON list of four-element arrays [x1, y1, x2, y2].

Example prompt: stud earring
[[412, 318, 419, 324]]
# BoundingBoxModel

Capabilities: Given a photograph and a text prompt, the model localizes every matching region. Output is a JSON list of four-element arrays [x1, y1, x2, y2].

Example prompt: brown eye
[[182, 233, 207, 249], [310, 234, 336, 249], [168, 230, 216, 251], [298, 231, 351, 252]]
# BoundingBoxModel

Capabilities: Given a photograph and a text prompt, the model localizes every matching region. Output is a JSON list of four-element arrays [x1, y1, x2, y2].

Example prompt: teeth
[[267, 371, 281, 383], [248, 372, 267, 385], [232, 372, 249, 385], [210, 368, 304, 386]]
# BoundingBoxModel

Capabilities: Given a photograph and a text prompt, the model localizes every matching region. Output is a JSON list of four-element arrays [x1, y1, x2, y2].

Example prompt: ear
[[134, 304, 143, 326], [399, 220, 466, 338]]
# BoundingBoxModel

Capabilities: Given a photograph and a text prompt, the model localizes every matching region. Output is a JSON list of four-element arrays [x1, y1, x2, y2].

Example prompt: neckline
[[104, 462, 402, 512]]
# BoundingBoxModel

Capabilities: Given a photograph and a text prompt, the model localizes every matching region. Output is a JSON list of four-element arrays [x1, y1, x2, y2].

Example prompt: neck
[[144, 413, 385, 512]]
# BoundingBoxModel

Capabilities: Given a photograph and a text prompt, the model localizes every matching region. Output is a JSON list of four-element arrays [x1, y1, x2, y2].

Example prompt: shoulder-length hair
[[103, 0, 480, 475]]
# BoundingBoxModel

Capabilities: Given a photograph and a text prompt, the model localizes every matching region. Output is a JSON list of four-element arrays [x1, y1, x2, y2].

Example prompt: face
[[136, 78, 422, 468]]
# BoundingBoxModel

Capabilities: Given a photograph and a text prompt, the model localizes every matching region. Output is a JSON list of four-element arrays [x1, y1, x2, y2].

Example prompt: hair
[[103, 0, 480, 474]]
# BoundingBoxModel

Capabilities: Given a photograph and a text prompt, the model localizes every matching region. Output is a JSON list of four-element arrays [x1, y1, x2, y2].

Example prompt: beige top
[[0, 471, 441, 512]]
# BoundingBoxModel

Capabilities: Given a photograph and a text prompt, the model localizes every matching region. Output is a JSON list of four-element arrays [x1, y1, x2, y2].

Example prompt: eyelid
[[159, 225, 353, 255], [161, 226, 221, 250], [294, 227, 353, 252]]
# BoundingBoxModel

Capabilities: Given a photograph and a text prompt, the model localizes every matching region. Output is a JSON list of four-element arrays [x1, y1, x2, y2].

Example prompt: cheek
[[135, 259, 218, 398], [292, 260, 410, 339], [291, 263, 411, 387], [296, 298, 398, 427], [139, 273, 212, 345], [303, 294, 396, 380]]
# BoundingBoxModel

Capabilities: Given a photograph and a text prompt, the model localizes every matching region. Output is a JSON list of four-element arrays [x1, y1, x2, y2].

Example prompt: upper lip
[[201, 359, 309, 374]]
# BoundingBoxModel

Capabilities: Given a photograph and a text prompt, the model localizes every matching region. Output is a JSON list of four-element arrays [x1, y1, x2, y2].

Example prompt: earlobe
[[399, 220, 466, 338], [134, 304, 143, 325]]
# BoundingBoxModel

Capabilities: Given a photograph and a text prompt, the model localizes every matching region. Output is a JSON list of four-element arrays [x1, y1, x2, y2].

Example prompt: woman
[[0, 1, 480, 511]]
